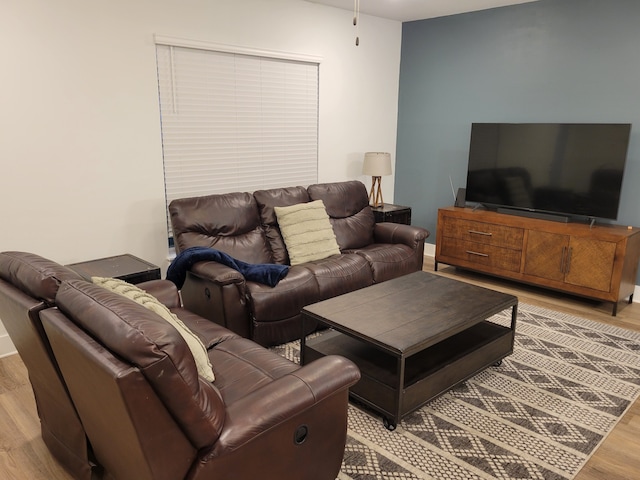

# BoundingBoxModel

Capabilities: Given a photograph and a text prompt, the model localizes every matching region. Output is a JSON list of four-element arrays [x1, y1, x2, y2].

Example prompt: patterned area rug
[[271, 303, 640, 480]]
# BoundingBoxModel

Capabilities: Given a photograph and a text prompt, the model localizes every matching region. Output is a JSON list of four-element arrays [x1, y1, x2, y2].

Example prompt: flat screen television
[[465, 123, 632, 221]]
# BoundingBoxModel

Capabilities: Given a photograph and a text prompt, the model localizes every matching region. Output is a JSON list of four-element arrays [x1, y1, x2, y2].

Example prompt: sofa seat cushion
[[208, 336, 298, 404], [301, 253, 373, 301], [349, 243, 421, 283], [245, 266, 320, 322], [274, 200, 341, 265], [92, 276, 215, 383]]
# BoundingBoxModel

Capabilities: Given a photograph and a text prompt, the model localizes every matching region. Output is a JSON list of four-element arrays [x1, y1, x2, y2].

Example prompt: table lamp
[[362, 152, 392, 207]]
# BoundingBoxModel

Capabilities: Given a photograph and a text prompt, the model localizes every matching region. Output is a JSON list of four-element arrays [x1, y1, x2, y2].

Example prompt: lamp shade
[[362, 152, 392, 176]]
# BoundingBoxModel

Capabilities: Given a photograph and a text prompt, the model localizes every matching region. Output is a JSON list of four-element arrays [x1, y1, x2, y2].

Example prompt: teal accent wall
[[396, 0, 640, 246]]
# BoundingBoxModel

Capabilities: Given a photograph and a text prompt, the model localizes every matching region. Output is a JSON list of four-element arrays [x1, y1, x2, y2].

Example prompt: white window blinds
[[155, 41, 319, 236]]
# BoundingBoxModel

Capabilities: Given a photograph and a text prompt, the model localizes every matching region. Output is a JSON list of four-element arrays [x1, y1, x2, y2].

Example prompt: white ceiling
[[305, 0, 540, 22]]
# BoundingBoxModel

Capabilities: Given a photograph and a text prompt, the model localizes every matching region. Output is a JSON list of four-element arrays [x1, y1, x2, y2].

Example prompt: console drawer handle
[[466, 250, 489, 257], [468, 230, 492, 236]]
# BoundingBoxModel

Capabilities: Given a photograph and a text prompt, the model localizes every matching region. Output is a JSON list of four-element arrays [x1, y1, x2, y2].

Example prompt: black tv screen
[[465, 123, 632, 220]]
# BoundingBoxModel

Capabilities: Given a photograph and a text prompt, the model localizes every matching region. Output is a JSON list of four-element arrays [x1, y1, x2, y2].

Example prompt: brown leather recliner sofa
[[1, 252, 361, 480], [0, 252, 99, 479], [169, 180, 430, 346]]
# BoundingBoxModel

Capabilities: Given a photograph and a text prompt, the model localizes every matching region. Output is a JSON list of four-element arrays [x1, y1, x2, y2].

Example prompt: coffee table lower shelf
[[303, 320, 513, 430]]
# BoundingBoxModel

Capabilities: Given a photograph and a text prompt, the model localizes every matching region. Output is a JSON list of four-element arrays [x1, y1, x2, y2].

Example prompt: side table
[[371, 203, 411, 225], [67, 254, 161, 284]]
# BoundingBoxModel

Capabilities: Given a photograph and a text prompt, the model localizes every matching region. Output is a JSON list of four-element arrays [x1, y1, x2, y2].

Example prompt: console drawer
[[441, 217, 524, 249], [440, 238, 522, 272]]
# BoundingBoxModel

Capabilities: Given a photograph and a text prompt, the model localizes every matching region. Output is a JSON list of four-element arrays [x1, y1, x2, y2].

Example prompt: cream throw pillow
[[274, 200, 341, 266], [91, 276, 215, 382]]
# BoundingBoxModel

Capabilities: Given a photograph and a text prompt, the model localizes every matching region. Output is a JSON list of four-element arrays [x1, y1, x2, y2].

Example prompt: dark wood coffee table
[[300, 271, 518, 430]]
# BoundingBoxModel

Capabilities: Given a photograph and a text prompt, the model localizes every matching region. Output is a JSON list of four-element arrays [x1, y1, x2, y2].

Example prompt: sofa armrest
[[179, 262, 251, 338], [211, 355, 360, 454], [137, 279, 182, 309], [190, 261, 246, 286], [373, 222, 430, 249]]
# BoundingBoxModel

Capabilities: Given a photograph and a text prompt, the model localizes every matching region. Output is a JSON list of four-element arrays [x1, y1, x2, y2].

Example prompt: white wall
[[0, 0, 402, 355]]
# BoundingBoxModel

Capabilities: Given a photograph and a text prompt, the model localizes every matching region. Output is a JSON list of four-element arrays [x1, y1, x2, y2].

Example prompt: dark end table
[[371, 203, 411, 225], [67, 254, 161, 284]]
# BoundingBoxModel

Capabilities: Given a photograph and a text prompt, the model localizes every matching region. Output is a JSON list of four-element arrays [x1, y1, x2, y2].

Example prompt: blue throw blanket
[[166, 246, 289, 289]]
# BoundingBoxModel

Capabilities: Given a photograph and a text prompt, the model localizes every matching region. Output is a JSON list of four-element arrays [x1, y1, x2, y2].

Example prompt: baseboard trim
[[424, 243, 436, 258], [0, 333, 16, 359]]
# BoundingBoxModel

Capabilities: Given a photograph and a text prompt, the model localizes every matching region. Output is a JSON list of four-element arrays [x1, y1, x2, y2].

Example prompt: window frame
[[154, 36, 322, 245]]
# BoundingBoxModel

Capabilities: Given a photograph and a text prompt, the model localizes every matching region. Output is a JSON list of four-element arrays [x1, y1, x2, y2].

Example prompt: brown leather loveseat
[[169, 180, 430, 346], [0, 251, 361, 480]]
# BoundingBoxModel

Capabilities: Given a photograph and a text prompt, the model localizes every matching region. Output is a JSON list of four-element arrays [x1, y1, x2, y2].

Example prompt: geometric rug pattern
[[271, 303, 640, 479]]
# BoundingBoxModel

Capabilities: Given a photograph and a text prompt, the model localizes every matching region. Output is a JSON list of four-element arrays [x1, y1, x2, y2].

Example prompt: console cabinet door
[[524, 230, 616, 292], [564, 237, 616, 292], [523, 230, 568, 281]]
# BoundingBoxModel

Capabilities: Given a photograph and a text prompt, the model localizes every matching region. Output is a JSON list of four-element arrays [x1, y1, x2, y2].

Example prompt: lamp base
[[369, 176, 384, 208]]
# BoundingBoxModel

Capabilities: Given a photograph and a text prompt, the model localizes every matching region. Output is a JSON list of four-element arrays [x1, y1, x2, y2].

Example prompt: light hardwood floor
[[1, 258, 639, 480]]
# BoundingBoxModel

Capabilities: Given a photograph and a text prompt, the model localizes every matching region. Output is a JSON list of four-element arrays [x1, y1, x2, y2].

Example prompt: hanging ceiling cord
[[354, 0, 360, 46]]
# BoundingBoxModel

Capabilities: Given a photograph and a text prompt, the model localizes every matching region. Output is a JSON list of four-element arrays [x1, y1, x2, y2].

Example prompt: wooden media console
[[435, 206, 640, 315]]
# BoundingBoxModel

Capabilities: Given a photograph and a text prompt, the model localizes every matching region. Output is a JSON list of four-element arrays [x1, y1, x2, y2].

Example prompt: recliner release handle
[[294, 425, 308, 445]]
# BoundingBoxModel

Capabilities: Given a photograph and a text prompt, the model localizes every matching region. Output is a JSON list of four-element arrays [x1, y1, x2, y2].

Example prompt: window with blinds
[[155, 40, 320, 240]]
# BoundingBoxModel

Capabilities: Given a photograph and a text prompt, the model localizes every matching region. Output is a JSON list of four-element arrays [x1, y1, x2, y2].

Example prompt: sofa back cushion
[[55, 279, 226, 449], [169, 192, 272, 264], [254, 186, 310, 264], [92, 276, 215, 382], [308, 181, 375, 250], [0, 251, 83, 304]]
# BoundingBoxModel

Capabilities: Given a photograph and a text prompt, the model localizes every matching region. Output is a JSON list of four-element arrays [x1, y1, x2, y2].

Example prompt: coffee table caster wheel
[[494, 359, 503, 367], [383, 417, 396, 431]]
